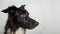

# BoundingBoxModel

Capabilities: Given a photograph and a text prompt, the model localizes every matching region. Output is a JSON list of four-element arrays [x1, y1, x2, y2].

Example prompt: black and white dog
[[1, 5, 39, 34]]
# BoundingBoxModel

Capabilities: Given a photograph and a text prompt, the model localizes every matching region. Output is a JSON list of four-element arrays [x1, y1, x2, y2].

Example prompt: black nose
[[35, 22, 39, 26]]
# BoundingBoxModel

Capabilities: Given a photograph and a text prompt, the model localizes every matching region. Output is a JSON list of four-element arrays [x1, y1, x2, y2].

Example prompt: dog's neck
[[7, 27, 25, 34], [12, 27, 25, 34], [15, 27, 25, 34]]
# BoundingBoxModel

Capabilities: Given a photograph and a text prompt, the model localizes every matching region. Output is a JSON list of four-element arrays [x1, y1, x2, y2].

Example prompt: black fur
[[1, 5, 39, 34]]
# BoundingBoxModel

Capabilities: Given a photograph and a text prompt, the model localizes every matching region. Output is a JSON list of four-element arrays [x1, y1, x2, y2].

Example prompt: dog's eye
[[20, 13, 26, 18], [21, 14, 24, 17]]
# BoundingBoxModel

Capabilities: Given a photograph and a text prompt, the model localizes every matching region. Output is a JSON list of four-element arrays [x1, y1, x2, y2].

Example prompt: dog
[[1, 5, 39, 34]]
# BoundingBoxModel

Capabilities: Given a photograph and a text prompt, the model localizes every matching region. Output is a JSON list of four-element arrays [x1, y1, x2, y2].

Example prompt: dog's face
[[2, 5, 39, 29]]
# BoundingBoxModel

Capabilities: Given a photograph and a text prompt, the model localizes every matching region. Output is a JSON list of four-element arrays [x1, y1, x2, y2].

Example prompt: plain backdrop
[[0, 0, 60, 34]]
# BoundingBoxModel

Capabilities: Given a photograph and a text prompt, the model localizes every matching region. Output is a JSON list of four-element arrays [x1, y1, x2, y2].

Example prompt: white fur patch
[[7, 27, 25, 34], [15, 27, 25, 34], [7, 28, 11, 34]]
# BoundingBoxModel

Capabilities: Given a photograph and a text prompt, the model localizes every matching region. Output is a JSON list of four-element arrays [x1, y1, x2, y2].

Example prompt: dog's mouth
[[26, 18, 39, 29]]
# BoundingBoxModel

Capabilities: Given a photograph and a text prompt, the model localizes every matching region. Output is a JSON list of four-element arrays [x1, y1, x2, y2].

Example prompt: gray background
[[0, 0, 60, 34]]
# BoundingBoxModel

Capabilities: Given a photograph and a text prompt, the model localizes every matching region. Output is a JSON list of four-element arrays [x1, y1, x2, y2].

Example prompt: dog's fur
[[1, 5, 39, 34]]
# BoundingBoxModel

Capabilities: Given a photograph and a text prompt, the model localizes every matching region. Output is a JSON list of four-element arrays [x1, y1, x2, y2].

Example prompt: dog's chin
[[27, 25, 39, 29], [27, 27, 37, 29]]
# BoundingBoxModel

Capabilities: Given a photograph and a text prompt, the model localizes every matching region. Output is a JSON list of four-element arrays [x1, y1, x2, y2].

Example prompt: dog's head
[[1, 5, 39, 29]]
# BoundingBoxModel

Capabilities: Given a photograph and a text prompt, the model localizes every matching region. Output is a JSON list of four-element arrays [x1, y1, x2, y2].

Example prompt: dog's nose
[[35, 22, 39, 26]]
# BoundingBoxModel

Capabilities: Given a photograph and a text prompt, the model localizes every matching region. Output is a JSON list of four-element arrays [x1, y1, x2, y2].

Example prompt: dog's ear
[[19, 4, 25, 9], [1, 6, 16, 13], [1, 8, 9, 13]]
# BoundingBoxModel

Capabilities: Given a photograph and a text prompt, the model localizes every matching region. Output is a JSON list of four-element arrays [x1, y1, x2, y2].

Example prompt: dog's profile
[[1, 5, 39, 34]]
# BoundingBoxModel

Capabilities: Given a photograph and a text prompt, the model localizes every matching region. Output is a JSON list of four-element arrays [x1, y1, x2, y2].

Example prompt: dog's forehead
[[16, 8, 29, 14]]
